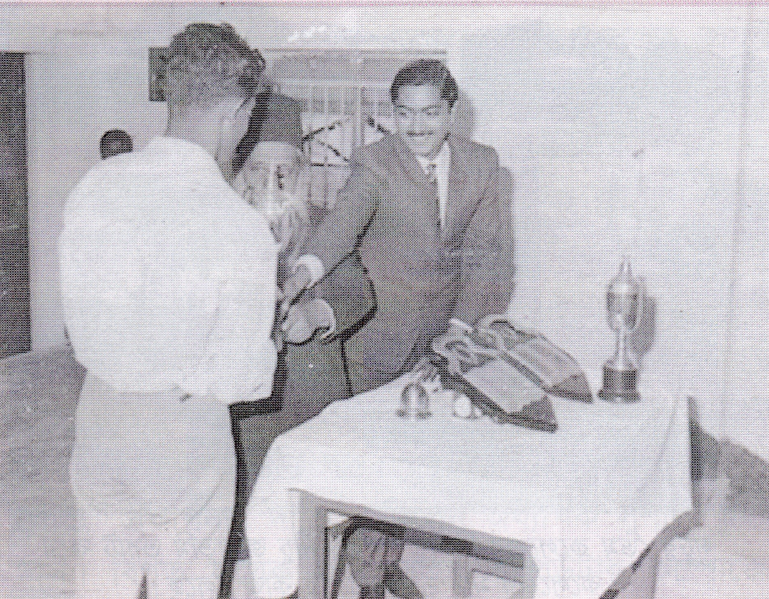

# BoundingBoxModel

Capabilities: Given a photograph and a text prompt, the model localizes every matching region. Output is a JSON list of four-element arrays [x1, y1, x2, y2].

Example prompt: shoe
[[358, 584, 385, 599], [383, 564, 423, 599]]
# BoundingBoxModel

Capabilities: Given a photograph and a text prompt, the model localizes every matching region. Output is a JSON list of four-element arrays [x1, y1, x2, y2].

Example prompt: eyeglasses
[[242, 162, 299, 190]]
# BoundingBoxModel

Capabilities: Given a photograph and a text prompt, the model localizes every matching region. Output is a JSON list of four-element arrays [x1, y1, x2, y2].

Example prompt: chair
[[653, 437, 769, 599], [327, 517, 536, 599], [598, 511, 695, 599]]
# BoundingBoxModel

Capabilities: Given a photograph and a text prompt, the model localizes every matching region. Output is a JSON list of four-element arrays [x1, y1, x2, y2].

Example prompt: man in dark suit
[[281, 59, 514, 599], [232, 92, 375, 466]]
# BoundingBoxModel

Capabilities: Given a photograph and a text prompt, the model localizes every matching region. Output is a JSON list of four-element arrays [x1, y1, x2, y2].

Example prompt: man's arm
[[282, 246, 376, 344], [311, 250, 376, 340], [182, 209, 279, 404], [453, 148, 514, 325], [282, 148, 381, 305]]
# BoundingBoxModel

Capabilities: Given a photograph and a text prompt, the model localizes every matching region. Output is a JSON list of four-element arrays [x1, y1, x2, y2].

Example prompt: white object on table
[[245, 376, 692, 599]]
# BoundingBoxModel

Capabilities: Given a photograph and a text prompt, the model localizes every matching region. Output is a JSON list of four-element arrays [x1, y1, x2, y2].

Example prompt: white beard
[[244, 186, 309, 258]]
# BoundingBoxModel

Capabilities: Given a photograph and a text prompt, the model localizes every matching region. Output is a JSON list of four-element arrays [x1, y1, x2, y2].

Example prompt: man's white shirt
[[415, 141, 450, 229], [59, 137, 278, 404]]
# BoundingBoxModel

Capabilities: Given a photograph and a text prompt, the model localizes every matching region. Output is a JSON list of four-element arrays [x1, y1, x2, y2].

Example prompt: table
[[245, 376, 692, 598], [297, 491, 539, 599]]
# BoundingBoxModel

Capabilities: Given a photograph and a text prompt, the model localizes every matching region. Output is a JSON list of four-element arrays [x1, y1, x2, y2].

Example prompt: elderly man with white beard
[[221, 92, 376, 595]]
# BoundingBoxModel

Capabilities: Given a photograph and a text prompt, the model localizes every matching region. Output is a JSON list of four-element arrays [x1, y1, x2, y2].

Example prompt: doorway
[[0, 53, 31, 358]]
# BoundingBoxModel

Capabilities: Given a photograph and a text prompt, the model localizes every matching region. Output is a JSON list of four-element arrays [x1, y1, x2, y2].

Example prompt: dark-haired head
[[165, 23, 265, 111], [100, 129, 133, 159], [390, 59, 458, 109]]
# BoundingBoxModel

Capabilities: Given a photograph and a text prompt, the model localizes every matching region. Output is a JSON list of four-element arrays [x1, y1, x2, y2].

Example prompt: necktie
[[425, 163, 440, 229], [425, 162, 437, 185]]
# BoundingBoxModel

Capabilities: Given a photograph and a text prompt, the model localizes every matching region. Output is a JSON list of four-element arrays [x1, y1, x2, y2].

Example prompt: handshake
[[276, 264, 333, 345]]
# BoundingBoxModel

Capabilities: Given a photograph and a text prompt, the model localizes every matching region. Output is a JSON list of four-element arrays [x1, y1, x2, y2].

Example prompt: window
[[262, 48, 446, 207]]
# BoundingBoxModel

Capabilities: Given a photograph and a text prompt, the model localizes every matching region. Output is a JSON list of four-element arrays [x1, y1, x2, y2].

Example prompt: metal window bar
[[266, 48, 445, 207]]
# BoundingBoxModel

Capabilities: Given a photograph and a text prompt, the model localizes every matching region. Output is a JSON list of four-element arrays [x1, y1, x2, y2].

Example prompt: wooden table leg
[[299, 492, 328, 599], [451, 552, 472, 598], [517, 550, 538, 598]]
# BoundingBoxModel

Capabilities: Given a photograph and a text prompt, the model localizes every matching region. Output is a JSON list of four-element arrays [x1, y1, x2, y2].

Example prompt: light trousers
[[69, 374, 236, 599]]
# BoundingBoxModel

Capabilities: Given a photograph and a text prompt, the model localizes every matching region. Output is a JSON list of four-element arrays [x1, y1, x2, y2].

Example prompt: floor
[[1, 347, 518, 599], [2, 347, 82, 599]]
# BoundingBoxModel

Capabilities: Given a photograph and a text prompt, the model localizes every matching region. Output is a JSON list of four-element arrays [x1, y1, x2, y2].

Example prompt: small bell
[[398, 382, 431, 419]]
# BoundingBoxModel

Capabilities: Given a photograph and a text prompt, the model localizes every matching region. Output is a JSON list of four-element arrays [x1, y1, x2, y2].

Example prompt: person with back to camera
[[280, 58, 514, 599], [59, 23, 278, 599], [218, 91, 375, 598]]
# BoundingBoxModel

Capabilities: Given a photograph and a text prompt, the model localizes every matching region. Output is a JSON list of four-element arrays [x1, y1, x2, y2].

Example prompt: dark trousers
[[220, 338, 351, 598], [346, 525, 406, 588], [343, 335, 439, 589]]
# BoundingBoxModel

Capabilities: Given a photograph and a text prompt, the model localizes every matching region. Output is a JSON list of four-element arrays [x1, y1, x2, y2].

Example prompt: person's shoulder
[[450, 135, 499, 165], [66, 150, 138, 205], [266, 92, 301, 112], [346, 134, 399, 181], [350, 133, 397, 162]]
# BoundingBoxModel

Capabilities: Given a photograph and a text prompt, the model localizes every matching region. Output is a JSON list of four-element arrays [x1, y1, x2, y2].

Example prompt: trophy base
[[598, 365, 640, 403]]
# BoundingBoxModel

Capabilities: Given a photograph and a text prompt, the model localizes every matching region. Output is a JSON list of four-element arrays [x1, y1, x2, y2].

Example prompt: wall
[[1, 3, 766, 436]]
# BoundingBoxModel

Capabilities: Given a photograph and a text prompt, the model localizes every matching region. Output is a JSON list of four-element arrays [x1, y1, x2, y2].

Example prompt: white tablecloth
[[245, 377, 692, 598]]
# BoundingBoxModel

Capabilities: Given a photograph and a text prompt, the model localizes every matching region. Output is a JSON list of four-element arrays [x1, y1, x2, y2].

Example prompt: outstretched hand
[[281, 299, 334, 344]]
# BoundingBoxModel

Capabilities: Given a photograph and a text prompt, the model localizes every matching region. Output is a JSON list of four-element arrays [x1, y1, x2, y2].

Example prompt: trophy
[[598, 258, 643, 403]]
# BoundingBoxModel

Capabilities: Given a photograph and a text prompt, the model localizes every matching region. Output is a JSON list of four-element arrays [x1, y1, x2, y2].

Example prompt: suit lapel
[[390, 133, 473, 241], [445, 136, 470, 242], [390, 134, 442, 234], [391, 133, 431, 186]]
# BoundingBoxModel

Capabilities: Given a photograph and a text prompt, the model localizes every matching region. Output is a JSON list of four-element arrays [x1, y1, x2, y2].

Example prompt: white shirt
[[59, 137, 279, 404], [416, 141, 451, 229]]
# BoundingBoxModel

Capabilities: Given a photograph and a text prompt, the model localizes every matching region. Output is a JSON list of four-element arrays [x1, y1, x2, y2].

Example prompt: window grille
[[262, 48, 446, 208]]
